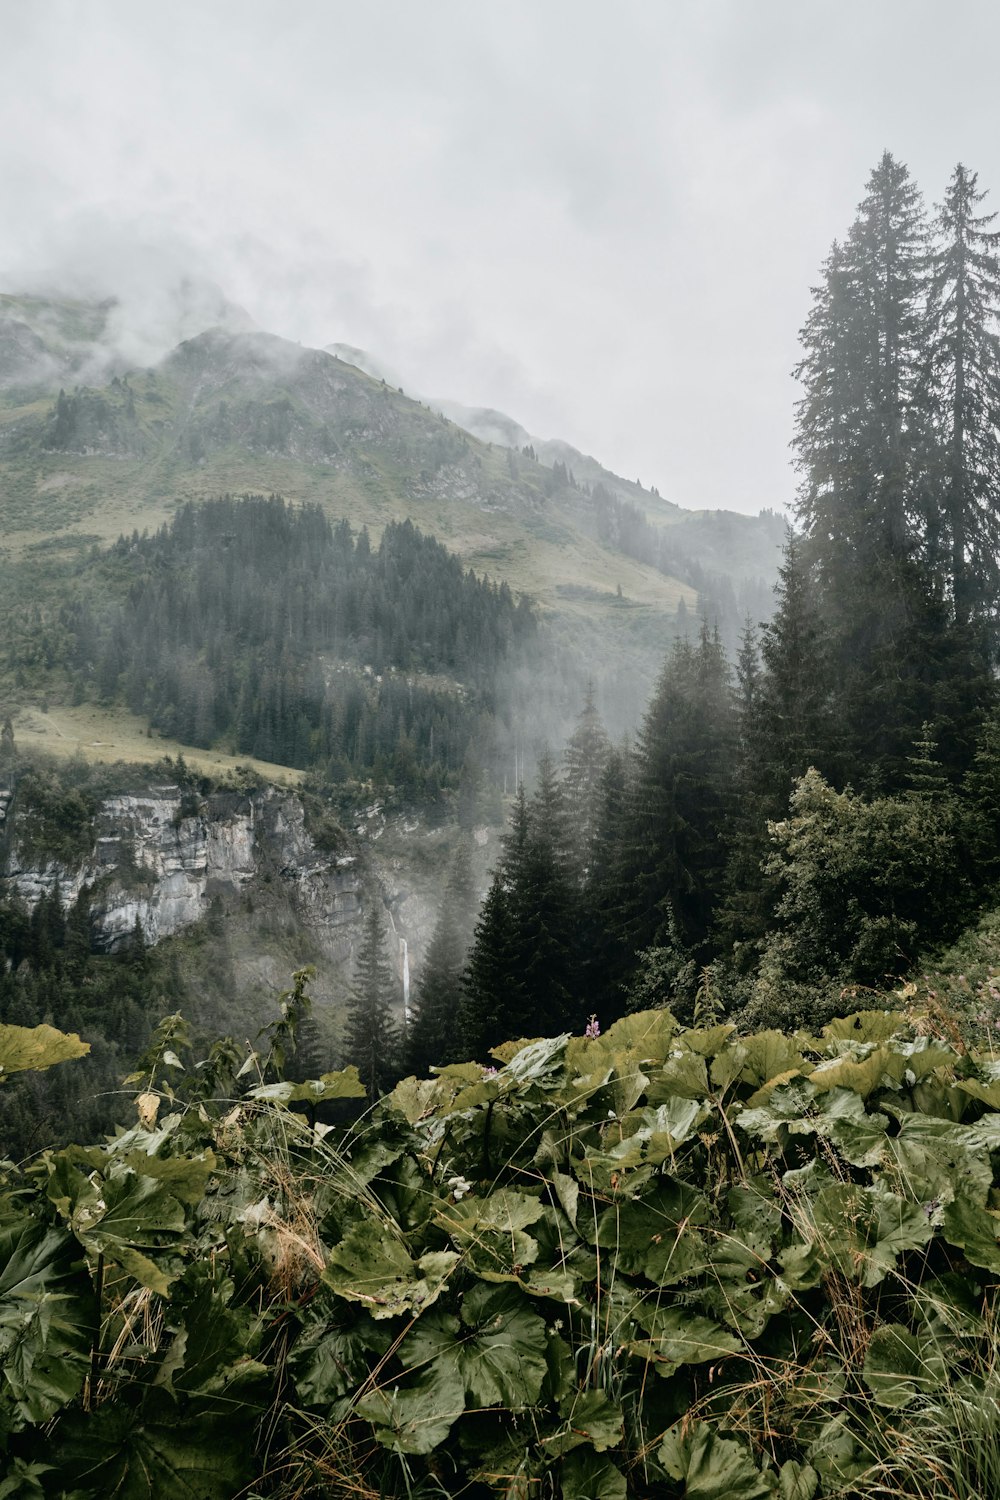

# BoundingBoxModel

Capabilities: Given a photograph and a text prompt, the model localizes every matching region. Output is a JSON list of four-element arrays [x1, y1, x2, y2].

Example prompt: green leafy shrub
[[7, 1005, 1000, 1495]]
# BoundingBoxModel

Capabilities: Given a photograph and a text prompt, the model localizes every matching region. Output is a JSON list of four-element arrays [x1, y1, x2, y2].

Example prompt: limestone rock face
[[3, 784, 363, 958]]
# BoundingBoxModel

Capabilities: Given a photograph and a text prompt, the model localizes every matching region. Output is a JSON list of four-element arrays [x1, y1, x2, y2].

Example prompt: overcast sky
[[2, 2, 999, 515]]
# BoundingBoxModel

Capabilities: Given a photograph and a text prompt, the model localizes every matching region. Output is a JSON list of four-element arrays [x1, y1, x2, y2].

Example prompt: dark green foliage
[[923, 163, 1000, 627], [561, 681, 612, 876], [0, 883, 166, 1160], [405, 841, 476, 1075], [26, 495, 535, 791], [8, 1005, 1000, 1495], [461, 763, 583, 1058], [791, 153, 994, 788], [614, 624, 735, 968], [344, 900, 399, 1100], [745, 767, 964, 1028]]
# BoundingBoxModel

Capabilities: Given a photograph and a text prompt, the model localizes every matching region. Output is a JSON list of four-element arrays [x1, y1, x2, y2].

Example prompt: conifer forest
[[9, 69, 1000, 1494]]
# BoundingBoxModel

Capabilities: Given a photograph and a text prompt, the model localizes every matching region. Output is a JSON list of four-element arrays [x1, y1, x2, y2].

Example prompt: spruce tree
[[406, 841, 476, 1074], [615, 624, 734, 972], [562, 683, 612, 878], [459, 872, 521, 1059], [344, 900, 398, 1101], [923, 163, 1000, 628], [512, 751, 579, 1032], [793, 153, 981, 784]]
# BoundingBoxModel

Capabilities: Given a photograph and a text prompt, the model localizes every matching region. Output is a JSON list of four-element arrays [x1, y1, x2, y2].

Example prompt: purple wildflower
[[584, 1015, 601, 1041]]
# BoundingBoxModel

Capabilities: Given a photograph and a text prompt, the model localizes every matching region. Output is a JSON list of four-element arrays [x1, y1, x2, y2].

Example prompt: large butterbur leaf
[[862, 1323, 949, 1408], [355, 1362, 466, 1454], [323, 1221, 457, 1318], [49, 1389, 250, 1499], [0, 1213, 96, 1425], [658, 1420, 773, 1499], [628, 1305, 741, 1375], [399, 1285, 548, 1409], [547, 1389, 624, 1455], [0, 1023, 89, 1079], [249, 1065, 366, 1104], [435, 1188, 544, 1280], [559, 1448, 627, 1500]]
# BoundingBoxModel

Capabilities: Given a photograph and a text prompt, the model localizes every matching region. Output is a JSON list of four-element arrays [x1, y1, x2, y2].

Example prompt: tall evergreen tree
[[344, 900, 398, 1101], [615, 624, 734, 970], [562, 684, 612, 878], [459, 871, 521, 1059], [923, 163, 1000, 628], [406, 841, 476, 1075], [793, 153, 981, 783], [795, 153, 930, 562], [511, 752, 579, 1033]]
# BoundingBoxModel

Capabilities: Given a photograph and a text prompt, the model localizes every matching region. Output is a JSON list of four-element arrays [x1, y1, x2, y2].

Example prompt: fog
[[3, 2, 1000, 512]]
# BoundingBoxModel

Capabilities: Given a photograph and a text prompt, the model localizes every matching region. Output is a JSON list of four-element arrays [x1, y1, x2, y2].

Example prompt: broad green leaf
[[324, 1222, 457, 1318], [399, 1286, 549, 1409], [355, 1361, 465, 1454], [436, 1188, 544, 1279], [808, 1046, 907, 1099], [550, 1168, 579, 1227], [0, 1023, 89, 1079], [821, 1010, 906, 1043], [288, 1312, 392, 1406], [119, 1150, 217, 1206], [658, 1420, 773, 1499], [573, 1009, 679, 1074], [0, 1214, 96, 1424], [49, 1388, 251, 1499], [461, 1284, 549, 1407], [778, 1460, 819, 1500], [629, 1305, 741, 1375], [549, 1389, 624, 1454], [491, 1036, 545, 1064], [647, 1050, 709, 1102], [680, 1023, 738, 1058], [862, 1322, 949, 1408], [542, 1386, 620, 1458], [738, 1030, 810, 1090], [384, 1075, 451, 1121], [886, 1115, 995, 1204], [559, 1448, 627, 1500], [0, 1459, 51, 1499], [250, 1065, 366, 1104], [806, 1414, 871, 1487], [940, 1195, 1000, 1273], [861, 1189, 935, 1285], [593, 1179, 709, 1276]]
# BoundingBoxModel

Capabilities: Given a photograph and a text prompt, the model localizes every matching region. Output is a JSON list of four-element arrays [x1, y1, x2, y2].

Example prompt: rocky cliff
[[0, 773, 494, 1034]]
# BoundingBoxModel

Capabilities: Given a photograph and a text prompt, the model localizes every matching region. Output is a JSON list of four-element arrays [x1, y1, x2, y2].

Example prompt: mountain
[[328, 340, 786, 587], [0, 293, 783, 754]]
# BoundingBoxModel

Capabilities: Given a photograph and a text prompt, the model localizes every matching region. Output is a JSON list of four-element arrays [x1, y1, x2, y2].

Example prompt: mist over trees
[[446, 153, 1000, 1047]]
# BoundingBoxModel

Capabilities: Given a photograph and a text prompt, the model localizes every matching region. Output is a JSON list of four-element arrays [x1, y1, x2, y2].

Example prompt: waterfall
[[401, 938, 411, 1023]]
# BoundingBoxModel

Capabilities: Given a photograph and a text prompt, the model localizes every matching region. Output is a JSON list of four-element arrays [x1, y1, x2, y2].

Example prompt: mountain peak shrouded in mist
[[0, 276, 255, 390], [0, 284, 783, 649]]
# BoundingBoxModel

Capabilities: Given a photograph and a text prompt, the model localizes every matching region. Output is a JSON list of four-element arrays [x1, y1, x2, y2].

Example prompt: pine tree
[[615, 624, 734, 971], [406, 841, 476, 1074], [794, 153, 931, 565], [923, 163, 1000, 628], [344, 900, 398, 1101], [459, 872, 521, 1059], [512, 752, 579, 1032], [562, 683, 612, 878], [581, 743, 632, 1017], [793, 153, 982, 784], [754, 532, 837, 802]]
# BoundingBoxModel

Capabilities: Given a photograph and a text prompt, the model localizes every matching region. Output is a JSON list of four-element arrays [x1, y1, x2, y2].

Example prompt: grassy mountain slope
[[0, 311, 692, 623]]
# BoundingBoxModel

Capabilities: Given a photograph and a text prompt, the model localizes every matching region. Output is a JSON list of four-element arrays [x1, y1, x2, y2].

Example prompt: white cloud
[[2, 1, 999, 513]]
